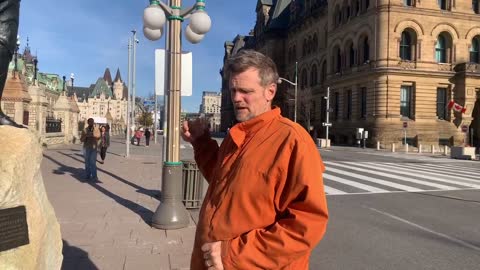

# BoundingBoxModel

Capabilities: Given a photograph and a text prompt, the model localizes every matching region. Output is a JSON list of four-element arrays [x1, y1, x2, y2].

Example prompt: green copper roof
[[90, 78, 113, 98]]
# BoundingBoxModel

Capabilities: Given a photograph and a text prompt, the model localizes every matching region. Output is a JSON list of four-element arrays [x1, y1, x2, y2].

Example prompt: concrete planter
[[450, 147, 476, 160]]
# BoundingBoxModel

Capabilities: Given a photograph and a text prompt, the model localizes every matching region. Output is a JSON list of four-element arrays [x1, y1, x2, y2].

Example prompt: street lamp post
[[70, 73, 74, 92], [143, 0, 211, 229], [277, 61, 298, 122], [13, 35, 20, 78]]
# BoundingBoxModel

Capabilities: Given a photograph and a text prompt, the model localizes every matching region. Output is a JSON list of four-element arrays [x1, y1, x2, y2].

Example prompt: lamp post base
[[151, 163, 190, 229]]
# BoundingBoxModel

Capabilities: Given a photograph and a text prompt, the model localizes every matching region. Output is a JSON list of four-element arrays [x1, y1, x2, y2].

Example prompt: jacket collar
[[229, 107, 281, 147]]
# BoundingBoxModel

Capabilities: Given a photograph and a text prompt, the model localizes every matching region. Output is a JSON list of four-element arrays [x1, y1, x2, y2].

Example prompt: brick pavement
[[41, 136, 200, 270]]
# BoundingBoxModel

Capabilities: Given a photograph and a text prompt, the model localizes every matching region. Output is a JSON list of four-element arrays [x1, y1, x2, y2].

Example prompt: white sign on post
[[155, 49, 192, 96]]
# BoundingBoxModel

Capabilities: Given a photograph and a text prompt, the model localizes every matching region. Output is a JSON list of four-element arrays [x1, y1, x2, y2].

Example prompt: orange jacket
[[190, 108, 328, 269]]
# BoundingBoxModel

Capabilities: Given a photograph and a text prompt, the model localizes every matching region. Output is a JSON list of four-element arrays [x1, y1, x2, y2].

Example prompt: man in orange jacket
[[182, 50, 328, 270]]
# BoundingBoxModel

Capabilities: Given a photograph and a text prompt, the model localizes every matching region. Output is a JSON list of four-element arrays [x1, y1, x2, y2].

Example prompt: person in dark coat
[[98, 125, 110, 164], [144, 128, 151, 147]]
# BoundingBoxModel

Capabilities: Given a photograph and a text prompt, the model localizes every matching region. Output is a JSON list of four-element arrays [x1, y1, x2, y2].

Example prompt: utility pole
[[325, 87, 331, 148], [126, 37, 132, 157], [154, 93, 158, 144], [132, 30, 138, 130], [294, 61, 298, 123]]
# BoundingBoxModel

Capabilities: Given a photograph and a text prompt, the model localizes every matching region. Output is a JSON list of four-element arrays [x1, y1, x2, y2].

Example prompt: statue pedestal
[[0, 126, 63, 269]]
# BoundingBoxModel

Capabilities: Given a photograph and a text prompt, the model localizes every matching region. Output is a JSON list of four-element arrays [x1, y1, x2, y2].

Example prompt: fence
[[46, 117, 62, 133]]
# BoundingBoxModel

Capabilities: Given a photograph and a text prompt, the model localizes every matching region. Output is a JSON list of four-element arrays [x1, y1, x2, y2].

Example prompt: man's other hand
[[181, 118, 209, 143], [201, 241, 224, 270]]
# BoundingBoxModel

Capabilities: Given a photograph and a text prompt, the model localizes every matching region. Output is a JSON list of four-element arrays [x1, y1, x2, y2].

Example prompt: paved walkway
[[41, 136, 199, 270]]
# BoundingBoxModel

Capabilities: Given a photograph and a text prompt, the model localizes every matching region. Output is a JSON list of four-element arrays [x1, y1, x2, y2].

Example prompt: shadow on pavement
[[44, 153, 157, 225], [61, 240, 98, 270], [62, 152, 160, 199], [43, 154, 86, 182]]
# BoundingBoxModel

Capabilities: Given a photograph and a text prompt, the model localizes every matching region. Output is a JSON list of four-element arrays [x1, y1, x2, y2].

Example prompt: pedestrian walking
[[80, 118, 100, 180], [144, 128, 151, 147], [182, 50, 328, 270], [135, 128, 143, 146], [98, 125, 110, 164]]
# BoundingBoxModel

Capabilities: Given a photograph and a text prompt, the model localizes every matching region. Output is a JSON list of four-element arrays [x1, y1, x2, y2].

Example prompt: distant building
[[199, 91, 221, 132], [1, 41, 80, 145], [221, 0, 480, 148], [69, 68, 128, 134]]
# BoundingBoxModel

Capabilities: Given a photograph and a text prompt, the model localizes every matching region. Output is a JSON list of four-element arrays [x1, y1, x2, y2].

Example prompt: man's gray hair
[[225, 50, 279, 87]]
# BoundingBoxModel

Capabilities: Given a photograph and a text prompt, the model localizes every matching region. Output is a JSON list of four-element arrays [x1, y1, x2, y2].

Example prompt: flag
[[447, 100, 467, 114]]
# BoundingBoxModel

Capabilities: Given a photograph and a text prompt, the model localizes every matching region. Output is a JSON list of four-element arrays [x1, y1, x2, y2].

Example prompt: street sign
[[322, 122, 332, 127], [143, 100, 155, 106], [461, 125, 468, 133], [403, 121, 408, 128]]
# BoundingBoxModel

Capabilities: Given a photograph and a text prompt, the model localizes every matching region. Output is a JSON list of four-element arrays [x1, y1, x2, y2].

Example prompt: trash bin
[[181, 160, 205, 209]]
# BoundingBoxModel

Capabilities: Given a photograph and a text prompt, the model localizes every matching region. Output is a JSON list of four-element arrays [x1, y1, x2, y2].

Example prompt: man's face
[[229, 68, 276, 123], [87, 119, 94, 127]]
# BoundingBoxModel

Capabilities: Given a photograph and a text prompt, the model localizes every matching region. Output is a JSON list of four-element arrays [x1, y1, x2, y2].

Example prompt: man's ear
[[265, 83, 277, 102]]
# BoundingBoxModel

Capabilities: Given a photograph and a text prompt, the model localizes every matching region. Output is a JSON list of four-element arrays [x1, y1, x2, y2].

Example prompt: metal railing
[[46, 117, 62, 133]]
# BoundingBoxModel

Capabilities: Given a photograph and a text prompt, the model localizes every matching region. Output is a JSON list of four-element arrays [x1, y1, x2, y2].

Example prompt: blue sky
[[19, 0, 257, 112]]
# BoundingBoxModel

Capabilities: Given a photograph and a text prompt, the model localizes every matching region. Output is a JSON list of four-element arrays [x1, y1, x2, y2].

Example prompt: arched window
[[334, 6, 342, 26], [353, 0, 360, 15], [313, 34, 318, 52], [303, 40, 307, 57], [311, 65, 318, 86], [471, 36, 480, 63], [301, 69, 308, 89], [435, 33, 452, 63], [321, 61, 327, 84], [334, 47, 342, 73], [348, 43, 355, 67], [400, 31, 412, 60], [361, 37, 370, 63]]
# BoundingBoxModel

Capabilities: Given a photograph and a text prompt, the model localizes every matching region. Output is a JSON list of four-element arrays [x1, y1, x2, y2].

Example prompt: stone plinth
[[0, 127, 62, 269]]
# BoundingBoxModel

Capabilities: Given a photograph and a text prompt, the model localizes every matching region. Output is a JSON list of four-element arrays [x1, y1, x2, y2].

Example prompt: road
[[310, 147, 480, 270]]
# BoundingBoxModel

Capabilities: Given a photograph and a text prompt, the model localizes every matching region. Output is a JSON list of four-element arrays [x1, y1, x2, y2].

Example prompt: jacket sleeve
[[106, 133, 110, 147], [192, 133, 219, 184], [221, 138, 329, 269]]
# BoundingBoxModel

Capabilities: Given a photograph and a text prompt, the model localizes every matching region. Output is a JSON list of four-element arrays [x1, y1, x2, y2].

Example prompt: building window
[[334, 92, 339, 120], [436, 87, 448, 120], [438, 0, 450, 10], [435, 33, 451, 63], [400, 85, 413, 118], [360, 87, 367, 119], [301, 69, 308, 88], [321, 61, 327, 84], [346, 90, 352, 120], [471, 36, 480, 63], [310, 65, 318, 86], [474, 0, 480, 13], [334, 47, 342, 73], [404, 0, 413, 6], [348, 43, 355, 67], [400, 31, 413, 60], [361, 36, 370, 63]]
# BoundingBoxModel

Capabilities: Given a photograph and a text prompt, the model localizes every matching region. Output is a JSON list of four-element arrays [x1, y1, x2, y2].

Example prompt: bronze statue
[[0, 0, 24, 128]]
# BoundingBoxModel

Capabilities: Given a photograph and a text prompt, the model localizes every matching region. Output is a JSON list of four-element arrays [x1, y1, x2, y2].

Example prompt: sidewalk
[[41, 136, 199, 270]]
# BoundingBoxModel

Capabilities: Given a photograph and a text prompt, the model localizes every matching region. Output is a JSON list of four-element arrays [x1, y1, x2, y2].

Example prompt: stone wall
[[0, 127, 62, 269]]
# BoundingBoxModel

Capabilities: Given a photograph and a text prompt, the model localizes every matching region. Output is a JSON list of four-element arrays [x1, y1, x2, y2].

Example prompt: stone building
[[1, 43, 80, 145], [221, 0, 480, 149], [70, 68, 128, 135], [199, 91, 221, 132]]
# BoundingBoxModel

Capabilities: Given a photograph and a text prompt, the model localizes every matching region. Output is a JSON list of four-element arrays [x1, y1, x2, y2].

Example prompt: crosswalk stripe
[[324, 166, 423, 192], [323, 185, 347, 195], [357, 163, 480, 189], [413, 163, 480, 175], [324, 173, 388, 193], [325, 162, 457, 190], [387, 163, 480, 182]]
